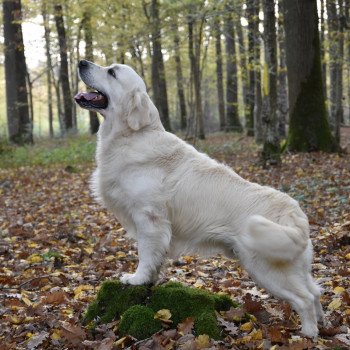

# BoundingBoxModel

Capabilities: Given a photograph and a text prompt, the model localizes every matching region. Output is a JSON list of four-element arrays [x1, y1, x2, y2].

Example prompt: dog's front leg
[[120, 210, 171, 285]]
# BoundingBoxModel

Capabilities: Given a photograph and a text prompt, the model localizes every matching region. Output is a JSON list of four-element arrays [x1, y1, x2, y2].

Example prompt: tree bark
[[42, 3, 54, 138], [214, 15, 225, 131], [246, 0, 257, 136], [224, 2, 242, 132], [319, 0, 327, 98], [277, 0, 288, 138], [188, 15, 205, 139], [173, 22, 187, 131], [83, 11, 100, 135], [54, 4, 74, 133], [261, 0, 280, 165], [236, 2, 249, 133], [283, 0, 338, 151], [150, 0, 171, 131], [327, 0, 344, 143], [3, 0, 32, 144]]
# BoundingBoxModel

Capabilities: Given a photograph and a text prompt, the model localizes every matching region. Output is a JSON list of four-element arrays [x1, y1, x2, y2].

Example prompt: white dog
[[75, 60, 324, 338]]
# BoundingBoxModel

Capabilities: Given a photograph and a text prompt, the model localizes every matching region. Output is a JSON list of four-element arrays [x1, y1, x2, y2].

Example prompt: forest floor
[[0, 134, 349, 350]]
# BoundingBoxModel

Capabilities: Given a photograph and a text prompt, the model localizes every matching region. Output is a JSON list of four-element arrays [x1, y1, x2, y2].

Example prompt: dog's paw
[[120, 273, 152, 285]]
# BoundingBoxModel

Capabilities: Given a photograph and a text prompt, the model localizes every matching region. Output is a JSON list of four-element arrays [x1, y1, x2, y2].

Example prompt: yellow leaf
[[115, 336, 128, 347], [26, 332, 33, 338], [10, 315, 21, 324], [74, 285, 93, 299], [22, 296, 32, 306], [240, 321, 253, 332], [116, 251, 126, 258], [196, 334, 210, 349], [28, 242, 39, 248], [27, 254, 43, 264], [333, 286, 345, 294], [328, 298, 342, 310], [51, 329, 61, 340], [154, 309, 172, 322], [84, 247, 94, 255], [250, 329, 263, 340], [345, 253, 350, 260], [105, 255, 115, 262]]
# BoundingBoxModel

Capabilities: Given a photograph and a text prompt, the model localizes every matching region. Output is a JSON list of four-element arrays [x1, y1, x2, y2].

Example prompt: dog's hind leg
[[307, 275, 325, 325], [239, 253, 319, 338], [120, 209, 171, 285]]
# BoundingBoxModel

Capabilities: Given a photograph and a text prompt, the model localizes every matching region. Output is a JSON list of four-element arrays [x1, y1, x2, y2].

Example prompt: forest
[[0, 0, 349, 349]]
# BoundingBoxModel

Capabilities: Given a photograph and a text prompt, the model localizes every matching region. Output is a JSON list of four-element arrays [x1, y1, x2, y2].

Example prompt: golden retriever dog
[[75, 60, 324, 337]]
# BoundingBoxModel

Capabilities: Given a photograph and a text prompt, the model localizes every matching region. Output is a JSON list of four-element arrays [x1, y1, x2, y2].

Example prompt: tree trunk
[[83, 11, 100, 135], [42, 3, 54, 138], [3, 0, 32, 144], [150, 0, 171, 131], [327, 0, 344, 143], [236, 2, 249, 133], [261, 0, 280, 165], [188, 13, 205, 139], [54, 4, 74, 133], [246, 0, 257, 136], [224, 2, 242, 132], [214, 15, 225, 131], [173, 22, 187, 131], [319, 0, 327, 98], [277, 0, 288, 138], [283, 0, 338, 152]]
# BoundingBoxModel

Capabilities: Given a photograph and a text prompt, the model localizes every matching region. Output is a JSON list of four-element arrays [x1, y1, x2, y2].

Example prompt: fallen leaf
[[26, 331, 49, 349], [60, 321, 86, 345], [196, 334, 210, 349], [177, 317, 194, 335]]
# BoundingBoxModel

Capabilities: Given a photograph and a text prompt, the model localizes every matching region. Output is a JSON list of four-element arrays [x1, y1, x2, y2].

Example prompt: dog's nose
[[79, 60, 89, 68]]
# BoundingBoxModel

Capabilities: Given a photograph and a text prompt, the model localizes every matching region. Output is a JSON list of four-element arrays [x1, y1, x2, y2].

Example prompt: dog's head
[[75, 60, 160, 131]]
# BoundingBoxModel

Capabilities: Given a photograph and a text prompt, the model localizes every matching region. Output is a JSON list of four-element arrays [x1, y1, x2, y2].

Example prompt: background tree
[[148, 0, 171, 131], [261, 0, 280, 165], [54, 3, 74, 133], [83, 11, 100, 135], [224, 1, 242, 132], [3, 0, 32, 144], [283, 0, 338, 152], [213, 14, 225, 131]]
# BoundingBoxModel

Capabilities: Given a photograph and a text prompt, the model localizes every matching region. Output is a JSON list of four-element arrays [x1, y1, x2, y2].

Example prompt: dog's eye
[[108, 69, 116, 79]]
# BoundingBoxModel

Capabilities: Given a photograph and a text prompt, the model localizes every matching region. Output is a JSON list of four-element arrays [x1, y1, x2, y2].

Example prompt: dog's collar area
[[74, 91, 108, 109]]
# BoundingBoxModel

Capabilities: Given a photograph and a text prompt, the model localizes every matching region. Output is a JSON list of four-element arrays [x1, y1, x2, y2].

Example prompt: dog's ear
[[125, 89, 151, 131]]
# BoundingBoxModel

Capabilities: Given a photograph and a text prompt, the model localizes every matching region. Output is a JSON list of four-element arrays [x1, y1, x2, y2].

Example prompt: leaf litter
[[0, 135, 349, 349]]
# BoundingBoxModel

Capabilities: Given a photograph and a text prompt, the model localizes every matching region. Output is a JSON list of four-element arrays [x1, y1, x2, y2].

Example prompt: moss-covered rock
[[119, 305, 162, 339], [83, 280, 237, 340], [83, 280, 149, 324]]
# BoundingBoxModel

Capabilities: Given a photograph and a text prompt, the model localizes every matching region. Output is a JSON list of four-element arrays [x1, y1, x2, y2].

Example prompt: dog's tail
[[243, 212, 309, 262]]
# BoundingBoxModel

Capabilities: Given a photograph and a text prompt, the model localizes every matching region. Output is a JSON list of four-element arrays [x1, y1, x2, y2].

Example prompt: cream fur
[[77, 61, 324, 338]]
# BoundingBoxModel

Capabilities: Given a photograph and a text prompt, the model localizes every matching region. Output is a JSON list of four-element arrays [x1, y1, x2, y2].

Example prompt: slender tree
[[224, 1, 242, 132], [283, 0, 338, 151], [319, 0, 327, 98], [54, 4, 74, 133], [327, 0, 344, 143], [246, 0, 257, 136], [277, 0, 288, 138], [261, 0, 280, 165], [188, 12, 205, 139], [83, 11, 100, 134], [172, 21, 187, 131], [213, 15, 225, 131], [149, 0, 171, 131], [3, 0, 32, 144], [42, 1, 54, 138]]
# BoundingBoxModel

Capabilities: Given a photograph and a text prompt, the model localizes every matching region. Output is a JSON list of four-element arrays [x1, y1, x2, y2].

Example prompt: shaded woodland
[[1, 0, 349, 161]]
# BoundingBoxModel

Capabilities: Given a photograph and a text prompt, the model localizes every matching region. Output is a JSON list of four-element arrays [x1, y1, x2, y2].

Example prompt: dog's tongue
[[75, 92, 103, 101]]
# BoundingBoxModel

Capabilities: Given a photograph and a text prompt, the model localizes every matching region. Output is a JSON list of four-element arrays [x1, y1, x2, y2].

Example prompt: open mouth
[[74, 90, 108, 109]]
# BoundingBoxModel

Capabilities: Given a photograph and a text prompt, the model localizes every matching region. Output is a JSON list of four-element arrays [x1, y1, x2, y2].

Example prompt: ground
[[0, 134, 349, 350]]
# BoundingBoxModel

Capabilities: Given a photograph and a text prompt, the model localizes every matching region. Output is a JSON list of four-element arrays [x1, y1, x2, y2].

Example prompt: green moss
[[84, 280, 236, 340], [83, 280, 149, 324], [119, 305, 162, 339]]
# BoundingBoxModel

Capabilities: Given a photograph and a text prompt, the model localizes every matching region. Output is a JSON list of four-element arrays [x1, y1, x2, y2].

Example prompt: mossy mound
[[84, 280, 237, 340]]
